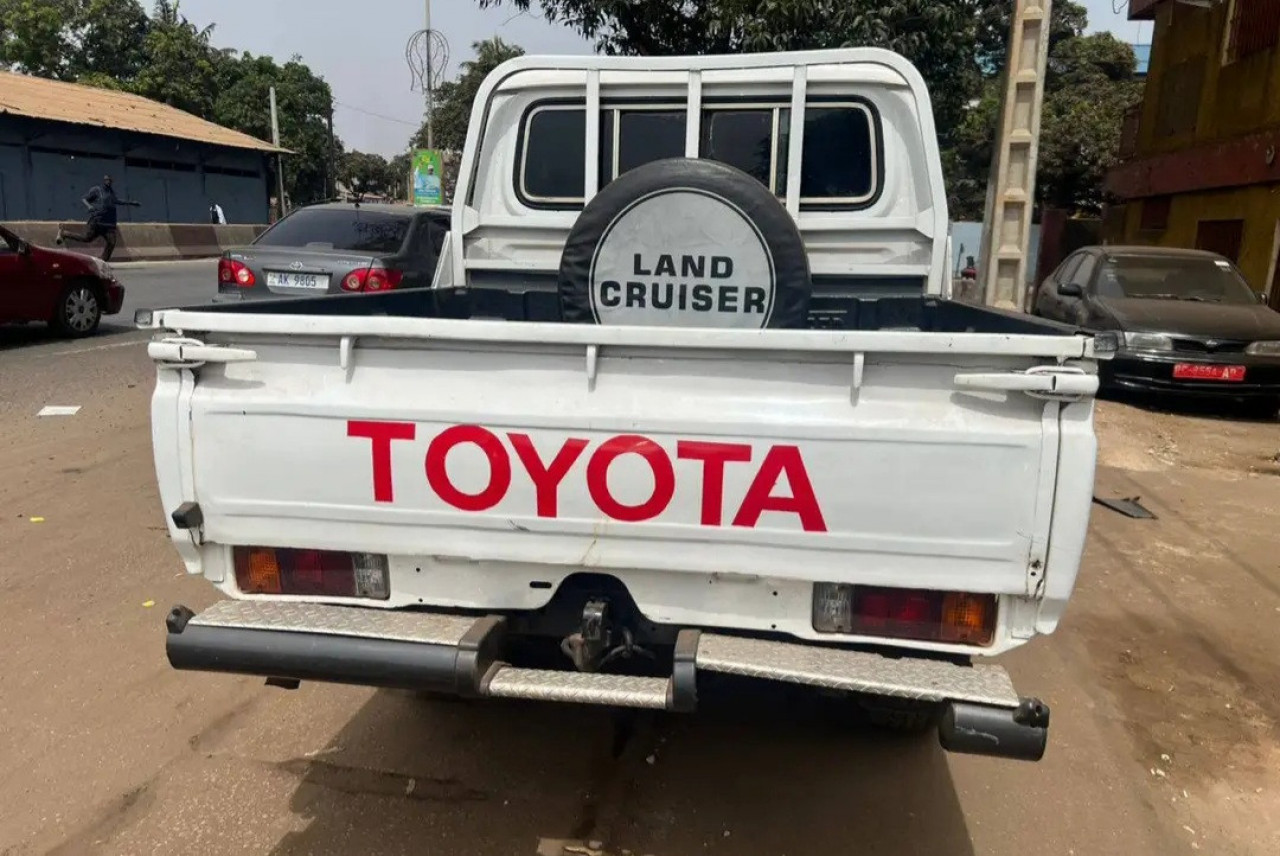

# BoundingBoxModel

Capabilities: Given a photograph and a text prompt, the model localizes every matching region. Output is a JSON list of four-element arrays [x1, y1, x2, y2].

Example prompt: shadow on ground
[[1101, 387, 1278, 424], [268, 676, 974, 856]]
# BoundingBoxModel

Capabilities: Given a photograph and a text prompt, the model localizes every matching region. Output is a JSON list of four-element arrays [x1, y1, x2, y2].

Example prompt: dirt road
[[1, 336, 1276, 855]]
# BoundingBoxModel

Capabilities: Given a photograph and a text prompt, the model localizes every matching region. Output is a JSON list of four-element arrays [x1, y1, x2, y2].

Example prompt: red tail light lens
[[812, 584, 996, 646], [233, 547, 390, 600], [218, 258, 255, 287], [340, 264, 403, 293]]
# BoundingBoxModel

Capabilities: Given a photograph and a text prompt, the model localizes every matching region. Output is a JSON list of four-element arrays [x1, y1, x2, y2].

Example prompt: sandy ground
[[0, 327, 1277, 855]]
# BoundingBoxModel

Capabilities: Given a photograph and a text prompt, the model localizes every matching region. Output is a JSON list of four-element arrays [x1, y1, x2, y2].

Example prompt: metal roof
[[0, 70, 284, 153]]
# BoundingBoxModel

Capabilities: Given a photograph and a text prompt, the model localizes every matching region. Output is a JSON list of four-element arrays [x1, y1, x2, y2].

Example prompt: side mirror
[[1057, 281, 1083, 297], [17, 240, 31, 256]]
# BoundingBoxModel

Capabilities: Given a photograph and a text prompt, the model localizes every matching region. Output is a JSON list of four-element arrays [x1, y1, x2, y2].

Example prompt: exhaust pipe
[[938, 697, 1049, 762]]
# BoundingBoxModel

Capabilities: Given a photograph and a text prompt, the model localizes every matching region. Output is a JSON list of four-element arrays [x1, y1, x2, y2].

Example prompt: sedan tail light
[[234, 546, 390, 600], [341, 262, 404, 293], [812, 584, 996, 646], [218, 258, 255, 287]]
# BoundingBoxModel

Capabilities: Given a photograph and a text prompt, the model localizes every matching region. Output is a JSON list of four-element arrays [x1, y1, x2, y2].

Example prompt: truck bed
[[204, 286, 1082, 337]]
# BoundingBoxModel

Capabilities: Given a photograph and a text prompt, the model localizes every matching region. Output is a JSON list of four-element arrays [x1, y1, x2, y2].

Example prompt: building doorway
[[1195, 219, 1244, 262]]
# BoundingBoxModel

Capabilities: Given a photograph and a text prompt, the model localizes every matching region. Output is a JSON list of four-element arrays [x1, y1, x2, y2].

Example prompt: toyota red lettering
[[347, 420, 827, 532]]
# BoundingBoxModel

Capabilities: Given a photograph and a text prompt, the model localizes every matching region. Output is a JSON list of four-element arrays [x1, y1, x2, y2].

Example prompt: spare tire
[[558, 158, 811, 328]]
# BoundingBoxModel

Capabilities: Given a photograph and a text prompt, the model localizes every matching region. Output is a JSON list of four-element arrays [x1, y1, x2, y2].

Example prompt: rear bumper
[[166, 600, 1050, 762], [1106, 350, 1280, 399]]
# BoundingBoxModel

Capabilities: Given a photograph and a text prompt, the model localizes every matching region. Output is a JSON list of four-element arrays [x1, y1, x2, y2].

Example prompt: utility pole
[[327, 101, 337, 200], [269, 86, 288, 220], [978, 0, 1053, 311], [424, 0, 434, 151]]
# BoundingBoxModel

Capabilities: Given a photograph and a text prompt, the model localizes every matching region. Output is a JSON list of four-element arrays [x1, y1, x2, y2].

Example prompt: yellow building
[[1107, 0, 1280, 308]]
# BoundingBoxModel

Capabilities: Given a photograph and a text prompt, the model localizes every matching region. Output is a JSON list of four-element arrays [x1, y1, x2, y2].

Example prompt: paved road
[[0, 327, 1277, 854], [0, 260, 216, 352]]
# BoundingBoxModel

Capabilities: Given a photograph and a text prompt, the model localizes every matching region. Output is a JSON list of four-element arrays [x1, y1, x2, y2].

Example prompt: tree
[[387, 152, 412, 201], [0, 0, 149, 81], [342, 151, 393, 196], [478, 1, 986, 140], [477, 1, 1104, 209], [0, 0, 81, 78], [130, 0, 219, 116], [73, 0, 150, 82], [212, 52, 340, 206], [949, 31, 1140, 218], [411, 37, 524, 153], [1037, 33, 1142, 212]]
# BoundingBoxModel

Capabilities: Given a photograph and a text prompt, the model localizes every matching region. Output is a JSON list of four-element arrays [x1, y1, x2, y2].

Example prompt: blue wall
[[949, 221, 1041, 283], [0, 115, 271, 223]]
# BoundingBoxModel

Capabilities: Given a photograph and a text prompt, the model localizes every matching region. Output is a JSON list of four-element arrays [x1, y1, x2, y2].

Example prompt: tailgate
[[145, 312, 1095, 639], [148, 315, 1095, 614]]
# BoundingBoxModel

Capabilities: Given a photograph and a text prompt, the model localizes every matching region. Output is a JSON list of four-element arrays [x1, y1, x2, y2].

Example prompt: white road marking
[[38, 406, 82, 417], [45, 337, 147, 357]]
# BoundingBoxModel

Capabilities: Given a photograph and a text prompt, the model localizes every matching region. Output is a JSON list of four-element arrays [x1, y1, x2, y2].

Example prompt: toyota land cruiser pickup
[[143, 48, 1106, 762]]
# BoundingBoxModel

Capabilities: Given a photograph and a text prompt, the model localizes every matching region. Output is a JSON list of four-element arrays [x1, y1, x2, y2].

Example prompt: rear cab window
[[516, 98, 881, 210], [256, 209, 412, 254]]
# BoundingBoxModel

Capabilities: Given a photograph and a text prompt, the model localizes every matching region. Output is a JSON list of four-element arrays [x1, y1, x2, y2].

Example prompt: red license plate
[[1173, 363, 1246, 382]]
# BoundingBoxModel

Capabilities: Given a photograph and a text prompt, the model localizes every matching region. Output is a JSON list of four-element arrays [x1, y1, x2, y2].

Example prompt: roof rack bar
[[584, 69, 601, 201], [685, 70, 702, 158], [784, 65, 807, 217]]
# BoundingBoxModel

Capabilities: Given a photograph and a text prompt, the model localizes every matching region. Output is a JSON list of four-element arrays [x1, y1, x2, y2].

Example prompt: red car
[[0, 224, 125, 338]]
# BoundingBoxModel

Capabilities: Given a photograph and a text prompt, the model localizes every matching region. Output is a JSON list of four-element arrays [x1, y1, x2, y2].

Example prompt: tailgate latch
[[953, 366, 1098, 402], [149, 337, 257, 370]]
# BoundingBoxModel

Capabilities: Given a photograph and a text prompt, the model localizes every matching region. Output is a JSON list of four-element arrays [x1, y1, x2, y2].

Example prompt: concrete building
[[1106, 0, 1280, 308], [0, 70, 281, 224]]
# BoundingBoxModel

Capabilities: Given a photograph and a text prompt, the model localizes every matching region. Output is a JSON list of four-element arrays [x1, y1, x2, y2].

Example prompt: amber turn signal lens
[[242, 547, 282, 594], [940, 592, 995, 646]]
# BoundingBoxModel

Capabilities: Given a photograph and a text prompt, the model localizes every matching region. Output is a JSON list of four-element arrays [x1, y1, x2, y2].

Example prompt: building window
[[1139, 197, 1171, 232], [1154, 58, 1204, 137], [1195, 219, 1245, 262], [1226, 0, 1280, 63], [517, 99, 879, 209]]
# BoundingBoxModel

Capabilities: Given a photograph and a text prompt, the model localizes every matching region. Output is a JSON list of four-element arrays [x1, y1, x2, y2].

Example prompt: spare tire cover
[[559, 158, 811, 328]]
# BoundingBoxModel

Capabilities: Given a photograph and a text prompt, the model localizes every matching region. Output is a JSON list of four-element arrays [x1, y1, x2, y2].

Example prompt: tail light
[[218, 257, 255, 287], [812, 584, 996, 646], [341, 262, 403, 293], [234, 547, 390, 600]]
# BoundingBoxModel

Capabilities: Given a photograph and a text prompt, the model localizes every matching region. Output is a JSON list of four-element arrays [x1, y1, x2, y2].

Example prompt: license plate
[[1173, 363, 1246, 382], [266, 271, 330, 290]]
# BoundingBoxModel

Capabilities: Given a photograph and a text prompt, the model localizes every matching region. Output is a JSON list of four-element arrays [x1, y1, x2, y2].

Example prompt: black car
[[216, 203, 450, 302], [1032, 246, 1280, 417]]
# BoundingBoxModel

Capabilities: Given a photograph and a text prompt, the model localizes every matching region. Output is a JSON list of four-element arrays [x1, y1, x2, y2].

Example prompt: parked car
[[216, 203, 450, 302], [0, 224, 125, 338], [1032, 246, 1280, 417]]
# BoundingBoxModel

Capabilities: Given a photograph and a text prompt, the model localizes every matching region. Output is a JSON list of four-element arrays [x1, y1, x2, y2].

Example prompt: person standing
[[57, 175, 140, 262], [209, 201, 227, 224]]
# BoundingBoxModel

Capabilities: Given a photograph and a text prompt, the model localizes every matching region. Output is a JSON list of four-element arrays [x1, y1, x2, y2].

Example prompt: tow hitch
[[560, 598, 654, 673]]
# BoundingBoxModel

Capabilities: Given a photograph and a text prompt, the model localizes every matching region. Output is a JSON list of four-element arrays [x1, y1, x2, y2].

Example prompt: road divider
[[2, 221, 268, 262]]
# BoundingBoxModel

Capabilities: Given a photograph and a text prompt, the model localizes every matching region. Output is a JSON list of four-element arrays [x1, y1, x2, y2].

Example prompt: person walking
[[57, 175, 140, 262], [209, 201, 226, 224]]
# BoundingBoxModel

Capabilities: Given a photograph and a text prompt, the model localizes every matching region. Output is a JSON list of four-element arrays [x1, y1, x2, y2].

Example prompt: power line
[[334, 101, 420, 127]]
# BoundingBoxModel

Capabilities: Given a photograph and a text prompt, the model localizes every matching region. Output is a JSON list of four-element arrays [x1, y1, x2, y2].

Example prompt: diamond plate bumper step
[[165, 600, 1049, 760]]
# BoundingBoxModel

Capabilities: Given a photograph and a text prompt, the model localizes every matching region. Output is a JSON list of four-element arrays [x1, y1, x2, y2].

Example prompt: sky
[[177, 0, 1155, 158]]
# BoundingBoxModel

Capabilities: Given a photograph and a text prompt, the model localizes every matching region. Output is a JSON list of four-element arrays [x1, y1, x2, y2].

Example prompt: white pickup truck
[[144, 49, 1106, 762]]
